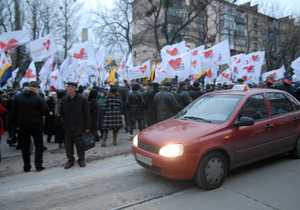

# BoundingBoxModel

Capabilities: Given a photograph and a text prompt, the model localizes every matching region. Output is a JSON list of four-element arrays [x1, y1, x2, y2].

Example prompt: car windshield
[[176, 94, 243, 123]]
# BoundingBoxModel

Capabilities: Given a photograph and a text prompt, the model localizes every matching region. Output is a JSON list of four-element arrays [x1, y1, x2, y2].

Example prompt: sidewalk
[[0, 130, 134, 178]]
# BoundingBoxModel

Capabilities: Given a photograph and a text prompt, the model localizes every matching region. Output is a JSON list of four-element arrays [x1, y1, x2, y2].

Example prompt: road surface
[[0, 154, 299, 210]]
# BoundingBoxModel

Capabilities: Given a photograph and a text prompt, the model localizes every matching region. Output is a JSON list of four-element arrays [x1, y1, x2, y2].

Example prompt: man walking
[[61, 82, 90, 169], [12, 82, 48, 172]]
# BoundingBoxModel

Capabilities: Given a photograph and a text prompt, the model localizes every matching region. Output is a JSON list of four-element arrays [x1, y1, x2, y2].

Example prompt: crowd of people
[[0, 77, 299, 172]]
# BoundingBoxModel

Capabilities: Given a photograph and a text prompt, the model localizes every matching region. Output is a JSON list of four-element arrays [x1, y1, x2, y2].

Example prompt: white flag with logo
[[127, 60, 151, 81], [202, 40, 231, 66], [163, 52, 192, 81], [20, 62, 37, 85], [70, 42, 96, 66], [216, 68, 233, 85], [161, 41, 190, 60], [190, 45, 205, 75], [39, 56, 55, 83], [0, 30, 31, 51], [30, 35, 56, 61], [262, 66, 285, 82]]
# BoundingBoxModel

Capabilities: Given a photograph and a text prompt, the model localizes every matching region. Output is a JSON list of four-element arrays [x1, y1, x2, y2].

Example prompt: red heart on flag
[[0, 41, 6, 49], [245, 65, 254, 73], [169, 58, 182, 70], [6, 39, 18, 50], [24, 69, 35, 78], [167, 48, 178, 56], [222, 72, 230, 79], [192, 50, 198, 56], [203, 50, 214, 59], [74, 48, 86, 60], [51, 75, 58, 80], [139, 65, 147, 73], [43, 39, 51, 51], [252, 55, 259, 62]]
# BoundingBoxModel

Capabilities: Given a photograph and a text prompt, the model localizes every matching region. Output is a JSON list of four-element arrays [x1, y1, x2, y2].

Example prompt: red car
[[132, 87, 300, 190]]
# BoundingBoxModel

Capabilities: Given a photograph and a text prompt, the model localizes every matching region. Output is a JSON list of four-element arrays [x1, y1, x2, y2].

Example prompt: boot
[[113, 131, 118, 146], [64, 160, 74, 169], [78, 160, 86, 167], [101, 131, 108, 147]]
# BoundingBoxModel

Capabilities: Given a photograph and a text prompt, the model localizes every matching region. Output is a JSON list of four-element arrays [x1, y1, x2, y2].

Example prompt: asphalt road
[[0, 154, 299, 210]]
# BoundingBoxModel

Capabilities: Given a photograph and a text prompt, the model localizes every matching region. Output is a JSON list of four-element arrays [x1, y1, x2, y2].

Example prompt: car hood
[[139, 118, 225, 147]]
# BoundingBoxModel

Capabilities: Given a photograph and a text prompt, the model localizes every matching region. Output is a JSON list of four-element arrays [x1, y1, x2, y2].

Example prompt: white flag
[[0, 30, 31, 51], [262, 66, 286, 82], [127, 60, 151, 81], [20, 62, 37, 85], [30, 35, 56, 61], [70, 42, 96, 66], [190, 45, 205, 75], [203, 40, 231, 66], [163, 52, 192, 81], [161, 41, 189, 59], [216, 68, 233, 85], [291, 57, 300, 77], [39, 56, 55, 82]]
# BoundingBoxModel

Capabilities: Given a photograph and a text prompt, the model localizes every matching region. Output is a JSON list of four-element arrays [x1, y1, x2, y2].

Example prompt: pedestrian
[[188, 81, 202, 101], [54, 90, 65, 149], [101, 86, 123, 147], [88, 89, 100, 142], [153, 83, 182, 122], [0, 96, 6, 162], [144, 83, 160, 126], [12, 82, 48, 172], [44, 92, 56, 143], [96, 88, 107, 139], [127, 83, 145, 139], [61, 82, 90, 169], [177, 82, 192, 107]]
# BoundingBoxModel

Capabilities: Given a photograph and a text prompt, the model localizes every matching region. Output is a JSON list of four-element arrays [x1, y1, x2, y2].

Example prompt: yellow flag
[[0, 52, 12, 79], [108, 68, 116, 84]]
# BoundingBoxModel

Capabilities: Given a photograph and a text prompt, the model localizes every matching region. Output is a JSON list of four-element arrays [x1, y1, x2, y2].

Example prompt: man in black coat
[[144, 83, 160, 126], [127, 84, 144, 138], [153, 84, 182, 122], [12, 82, 48, 172], [61, 82, 90, 169], [177, 82, 192, 107]]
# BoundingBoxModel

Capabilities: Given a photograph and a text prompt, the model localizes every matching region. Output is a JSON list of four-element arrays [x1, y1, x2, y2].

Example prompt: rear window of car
[[266, 92, 294, 116]]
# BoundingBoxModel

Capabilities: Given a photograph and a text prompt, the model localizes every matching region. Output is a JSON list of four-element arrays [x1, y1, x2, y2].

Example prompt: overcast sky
[[83, 0, 300, 17]]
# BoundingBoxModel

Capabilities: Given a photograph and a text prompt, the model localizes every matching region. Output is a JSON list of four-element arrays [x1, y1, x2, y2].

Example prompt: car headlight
[[159, 144, 184, 158], [133, 135, 139, 147]]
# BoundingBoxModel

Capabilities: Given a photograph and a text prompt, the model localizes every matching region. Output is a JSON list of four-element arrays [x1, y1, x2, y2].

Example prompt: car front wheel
[[195, 151, 228, 190]]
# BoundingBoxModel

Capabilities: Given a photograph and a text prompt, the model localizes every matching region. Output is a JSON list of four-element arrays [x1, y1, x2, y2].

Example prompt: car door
[[232, 94, 273, 165], [264, 92, 300, 154]]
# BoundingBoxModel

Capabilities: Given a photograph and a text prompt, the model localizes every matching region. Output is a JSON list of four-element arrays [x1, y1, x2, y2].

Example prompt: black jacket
[[12, 89, 48, 127], [153, 89, 181, 122], [61, 94, 90, 134]]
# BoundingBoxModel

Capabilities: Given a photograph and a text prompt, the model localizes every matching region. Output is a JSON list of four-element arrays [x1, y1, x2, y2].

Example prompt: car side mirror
[[234, 116, 255, 127]]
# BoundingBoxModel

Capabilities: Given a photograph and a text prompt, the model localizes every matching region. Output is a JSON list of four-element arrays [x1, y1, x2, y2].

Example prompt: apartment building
[[132, 0, 297, 65]]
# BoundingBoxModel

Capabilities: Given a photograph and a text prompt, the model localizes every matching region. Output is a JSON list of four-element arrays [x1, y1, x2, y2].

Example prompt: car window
[[286, 95, 300, 111], [176, 95, 243, 123], [266, 93, 294, 116], [239, 94, 268, 121]]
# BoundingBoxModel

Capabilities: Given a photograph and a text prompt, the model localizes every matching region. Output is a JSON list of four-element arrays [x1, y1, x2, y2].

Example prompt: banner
[[262, 66, 285, 82], [0, 30, 30, 51], [30, 35, 56, 62], [127, 60, 151, 81]]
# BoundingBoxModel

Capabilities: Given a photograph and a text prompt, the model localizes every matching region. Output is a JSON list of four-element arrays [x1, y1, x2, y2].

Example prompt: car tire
[[293, 137, 300, 159], [195, 151, 228, 190]]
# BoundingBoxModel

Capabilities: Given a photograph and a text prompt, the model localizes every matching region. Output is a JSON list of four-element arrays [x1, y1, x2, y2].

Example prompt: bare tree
[[55, 0, 83, 58], [92, 0, 137, 56]]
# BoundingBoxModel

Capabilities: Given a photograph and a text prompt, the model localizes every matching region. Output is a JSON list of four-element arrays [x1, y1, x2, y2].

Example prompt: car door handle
[[293, 116, 300, 121], [264, 124, 274, 129]]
